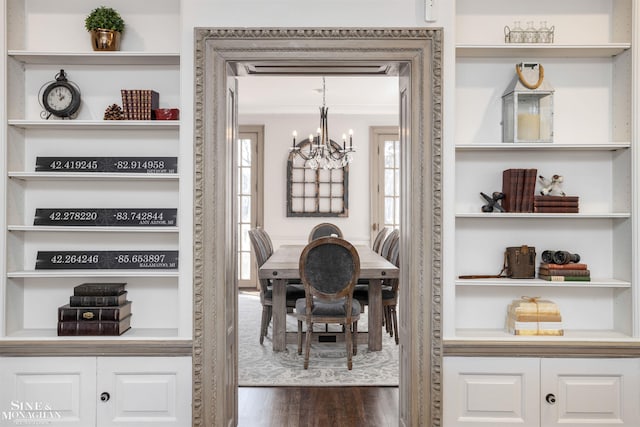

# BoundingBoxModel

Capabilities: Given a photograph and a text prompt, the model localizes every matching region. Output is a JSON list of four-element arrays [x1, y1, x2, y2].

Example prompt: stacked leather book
[[538, 262, 590, 282], [501, 168, 538, 212], [57, 283, 132, 336], [534, 195, 579, 213], [120, 89, 159, 120], [506, 297, 563, 336]]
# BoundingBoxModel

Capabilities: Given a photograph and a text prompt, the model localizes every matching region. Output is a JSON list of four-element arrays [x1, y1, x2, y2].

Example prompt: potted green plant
[[85, 6, 125, 51]]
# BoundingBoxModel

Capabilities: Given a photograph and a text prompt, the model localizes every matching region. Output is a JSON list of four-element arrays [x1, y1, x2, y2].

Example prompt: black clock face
[[42, 81, 81, 118]]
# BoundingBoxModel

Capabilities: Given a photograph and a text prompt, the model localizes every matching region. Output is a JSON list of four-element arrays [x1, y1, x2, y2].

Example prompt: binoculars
[[541, 250, 580, 265]]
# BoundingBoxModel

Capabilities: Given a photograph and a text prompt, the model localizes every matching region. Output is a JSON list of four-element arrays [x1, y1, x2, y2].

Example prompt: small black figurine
[[480, 191, 505, 212]]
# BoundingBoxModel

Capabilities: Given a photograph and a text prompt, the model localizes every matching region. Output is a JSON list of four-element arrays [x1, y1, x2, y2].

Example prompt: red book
[[540, 263, 588, 270]]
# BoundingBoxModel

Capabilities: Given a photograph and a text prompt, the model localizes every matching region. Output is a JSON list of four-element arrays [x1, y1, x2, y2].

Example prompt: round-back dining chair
[[308, 222, 344, 242], [295, 236, 361, 370]]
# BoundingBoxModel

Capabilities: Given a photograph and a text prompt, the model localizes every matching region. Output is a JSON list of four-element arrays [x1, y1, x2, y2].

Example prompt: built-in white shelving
[[1, 0, 185, 345], [450, 0, 635, 342]]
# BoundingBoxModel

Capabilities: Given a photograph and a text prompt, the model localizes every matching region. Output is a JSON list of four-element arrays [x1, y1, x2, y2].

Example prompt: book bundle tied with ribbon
[[506, 296, 563, 336]]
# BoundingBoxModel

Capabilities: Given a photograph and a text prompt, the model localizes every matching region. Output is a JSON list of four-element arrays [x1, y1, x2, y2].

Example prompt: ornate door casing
[[193, 28, 443, 427]]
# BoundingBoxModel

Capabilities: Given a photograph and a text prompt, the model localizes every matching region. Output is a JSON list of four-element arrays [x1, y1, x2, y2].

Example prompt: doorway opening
[[236, 76, 400, 387], [192, 27, 443, 426]]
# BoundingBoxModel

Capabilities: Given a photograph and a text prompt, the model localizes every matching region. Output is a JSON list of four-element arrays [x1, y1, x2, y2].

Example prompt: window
[[370, 126, 400, 241], [237, 126, 264, 288]]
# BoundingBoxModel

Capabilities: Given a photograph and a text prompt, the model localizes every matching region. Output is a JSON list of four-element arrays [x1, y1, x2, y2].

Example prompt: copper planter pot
[[90, 29, 121, 51]]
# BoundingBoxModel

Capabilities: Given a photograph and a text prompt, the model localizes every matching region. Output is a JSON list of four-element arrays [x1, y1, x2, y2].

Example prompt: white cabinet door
[[96, 357, 191, 427], [0, 357, 96, 427], [541, 358, 640, 427], [443, 357, 540, 426]]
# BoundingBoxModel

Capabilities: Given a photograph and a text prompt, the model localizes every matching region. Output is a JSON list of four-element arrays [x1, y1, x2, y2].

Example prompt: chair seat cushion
[[285, 284, 306, 300], [353, 285, 395, 301], [264, 283, 307, 302], [295, 298, 361, 317]]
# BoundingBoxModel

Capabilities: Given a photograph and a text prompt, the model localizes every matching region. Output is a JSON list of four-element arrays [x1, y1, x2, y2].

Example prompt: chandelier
[[290, 77, 355, 170]]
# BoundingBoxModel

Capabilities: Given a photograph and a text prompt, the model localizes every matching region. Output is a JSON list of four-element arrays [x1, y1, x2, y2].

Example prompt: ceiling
[[237, 75, 399, 115]]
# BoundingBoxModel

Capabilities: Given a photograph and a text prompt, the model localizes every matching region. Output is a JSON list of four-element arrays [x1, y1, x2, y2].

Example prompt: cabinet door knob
[[100, 392, 111, 402], [545, 393, 556, 404]]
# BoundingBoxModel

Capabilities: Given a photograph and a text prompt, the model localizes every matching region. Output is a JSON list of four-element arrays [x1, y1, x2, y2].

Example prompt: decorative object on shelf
[[538, 256, 591, 282], [121, 89, 159, 120], [289, 77, 355, 170], [506, 296, 563, 336], [35, 156, 178, 173], [104, 103, 124, 120], [504, 245, 536, 279], [534, 195, 579, 213], [154, 108, 180, 120], [538, 174, 565, 196], [85, 6, 125, 51], [504, 21, 554, 44], [33, 208, 178, 227], [502, 62, 554, 143], [541, 250, 581, 265], [480, 191, 505, 212], [58, 283, 132, 336], [458, 245, 535, 280], [38, 69, 81, 120], [501, 168, 537, 212], [35, 250, 179, 270]]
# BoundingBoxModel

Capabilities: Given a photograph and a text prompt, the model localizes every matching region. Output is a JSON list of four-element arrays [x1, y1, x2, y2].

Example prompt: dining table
[[258, 243, 399, 352]]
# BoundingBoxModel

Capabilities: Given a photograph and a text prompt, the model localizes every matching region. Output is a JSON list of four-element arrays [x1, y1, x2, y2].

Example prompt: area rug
[[238, 292, 399, 386]]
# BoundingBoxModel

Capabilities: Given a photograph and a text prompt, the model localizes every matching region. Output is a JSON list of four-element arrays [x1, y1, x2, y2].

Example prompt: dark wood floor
[[238, 386, 399, 427]]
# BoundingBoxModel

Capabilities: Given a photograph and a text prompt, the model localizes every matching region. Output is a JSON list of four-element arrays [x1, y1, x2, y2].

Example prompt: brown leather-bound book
[[57, 315, 132, 336], [514, 168, 525, 212], [534, 206, 579, 213], [502, 169, 518, 212], [73, 282, 126, 296], [69, 291, 127, 307], [522, 168, 537, 212], [538, 268, 590, 277], [58, 301, 132, 322], [535, 195, 579, 202]]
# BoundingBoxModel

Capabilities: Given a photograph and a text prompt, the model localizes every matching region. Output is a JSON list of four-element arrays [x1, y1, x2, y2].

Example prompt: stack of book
[[506, 297, 563, 336], [501, 168, 538, 212], [120, 89, 159, 120], [538, 262, 591, 282], [57, 282, 132, 336], [534, 195, 579, 213]]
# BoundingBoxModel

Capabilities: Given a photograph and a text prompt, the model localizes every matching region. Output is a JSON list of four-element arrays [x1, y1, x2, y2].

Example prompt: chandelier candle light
[[290, 77, 355, 170]]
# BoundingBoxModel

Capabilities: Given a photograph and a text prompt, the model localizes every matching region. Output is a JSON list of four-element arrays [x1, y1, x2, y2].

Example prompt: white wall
[[240, 113, 398, 247]]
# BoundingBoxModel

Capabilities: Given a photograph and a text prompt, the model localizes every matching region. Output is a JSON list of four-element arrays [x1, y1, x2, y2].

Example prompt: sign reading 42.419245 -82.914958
[[35, 157, 177, 173]]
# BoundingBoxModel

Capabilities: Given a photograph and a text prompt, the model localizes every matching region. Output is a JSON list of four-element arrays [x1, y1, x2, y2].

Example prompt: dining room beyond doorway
[[192, 27, 443, 426]]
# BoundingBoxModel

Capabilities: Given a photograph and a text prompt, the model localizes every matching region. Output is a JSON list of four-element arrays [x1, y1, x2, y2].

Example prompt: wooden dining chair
[[372, 227, 389, 254], [295, 236, 361, 370], [248, 228, 305, 344], [353, 228, 400, 344], [379, 228, 399, 261], [308, 222, 344, 242]]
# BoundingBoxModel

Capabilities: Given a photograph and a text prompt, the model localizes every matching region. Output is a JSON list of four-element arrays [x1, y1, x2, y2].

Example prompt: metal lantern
[[502, 62, 554, 143]]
